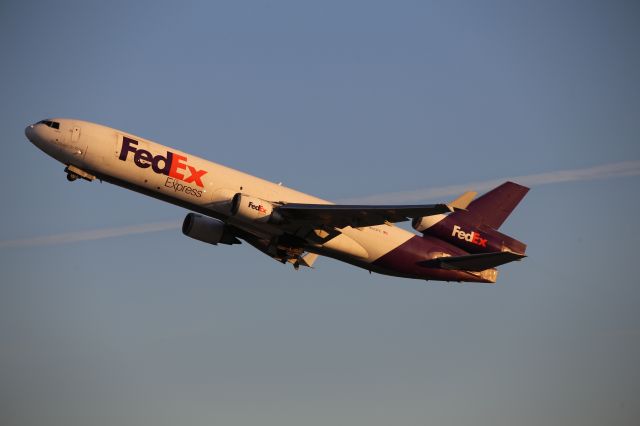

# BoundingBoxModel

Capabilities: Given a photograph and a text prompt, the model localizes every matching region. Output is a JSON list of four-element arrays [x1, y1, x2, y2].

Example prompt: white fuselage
[[26, 118, 416, 270]]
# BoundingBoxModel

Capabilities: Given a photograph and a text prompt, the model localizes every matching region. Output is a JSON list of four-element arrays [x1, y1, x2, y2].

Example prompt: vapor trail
[[339, 160, 640, 204], [1, 160, 638, 248], [0, 220, 181, 249]]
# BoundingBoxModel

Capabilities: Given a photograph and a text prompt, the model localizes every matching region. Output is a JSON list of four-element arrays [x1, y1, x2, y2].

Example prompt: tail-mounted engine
[[182, 213, 240, 245], [414, 182, 529, 256], [415, 215, 526, 255]]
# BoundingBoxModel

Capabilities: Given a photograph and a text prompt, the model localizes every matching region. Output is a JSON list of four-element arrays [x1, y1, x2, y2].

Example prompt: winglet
[[447, 191, 477, 212]]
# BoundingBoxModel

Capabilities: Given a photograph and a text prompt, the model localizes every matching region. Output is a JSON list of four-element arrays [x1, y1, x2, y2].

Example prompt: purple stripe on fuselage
[[372, 235, 493, 283]]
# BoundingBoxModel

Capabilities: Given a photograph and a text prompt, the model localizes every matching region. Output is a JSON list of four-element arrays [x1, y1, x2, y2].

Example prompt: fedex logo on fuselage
[[118, 137, 207, 188], [452, 225, 487, 247]]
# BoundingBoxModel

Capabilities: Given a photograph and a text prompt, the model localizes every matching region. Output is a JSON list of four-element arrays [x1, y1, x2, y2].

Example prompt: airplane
[[25, 118, 528, 283]]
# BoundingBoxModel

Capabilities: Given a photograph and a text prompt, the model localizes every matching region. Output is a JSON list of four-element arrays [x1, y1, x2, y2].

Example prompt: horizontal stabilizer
[[419, 251, 526, 272]]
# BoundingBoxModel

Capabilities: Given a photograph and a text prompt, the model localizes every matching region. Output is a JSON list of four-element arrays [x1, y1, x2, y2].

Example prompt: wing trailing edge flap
[[277, 191, 477, 231], [288, 252, 319, 270], [419, 251, 526, 272]]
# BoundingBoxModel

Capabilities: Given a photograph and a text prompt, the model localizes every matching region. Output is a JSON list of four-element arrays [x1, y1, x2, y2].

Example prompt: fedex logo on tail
[[452, 225, 487, 247], [119, 137, 207, 188]]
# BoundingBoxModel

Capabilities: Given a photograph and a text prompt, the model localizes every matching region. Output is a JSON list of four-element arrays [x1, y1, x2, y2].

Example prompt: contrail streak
[[0, 220, 181, 249], [339, 160, 640, 204], [1, 161, 638, 248]]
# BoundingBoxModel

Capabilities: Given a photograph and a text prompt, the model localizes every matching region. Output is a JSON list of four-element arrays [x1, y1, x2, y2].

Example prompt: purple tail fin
[[462, 181, 529, 229], [418, 182, 529, 255]]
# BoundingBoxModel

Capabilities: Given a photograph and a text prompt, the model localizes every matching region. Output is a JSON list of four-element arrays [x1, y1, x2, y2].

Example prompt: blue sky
[[1, 1, 639, 425]]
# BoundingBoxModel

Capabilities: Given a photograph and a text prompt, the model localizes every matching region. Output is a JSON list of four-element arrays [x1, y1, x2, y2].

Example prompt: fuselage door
[[71, 126, 81, 142], [67, 124, 87, 159]]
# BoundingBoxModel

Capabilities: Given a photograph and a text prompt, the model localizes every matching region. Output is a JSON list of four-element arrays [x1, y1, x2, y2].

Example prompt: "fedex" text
[[248, 201, 267, 214], [451, 225, 487, 247], [119, 137, 207, 188]]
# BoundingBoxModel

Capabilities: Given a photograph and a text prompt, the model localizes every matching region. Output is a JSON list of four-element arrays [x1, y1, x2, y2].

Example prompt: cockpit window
[[38, 120, 60, 129]]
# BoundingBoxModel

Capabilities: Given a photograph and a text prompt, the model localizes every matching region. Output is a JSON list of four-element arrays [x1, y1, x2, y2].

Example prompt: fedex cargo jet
[[25, 118, 528, 283]]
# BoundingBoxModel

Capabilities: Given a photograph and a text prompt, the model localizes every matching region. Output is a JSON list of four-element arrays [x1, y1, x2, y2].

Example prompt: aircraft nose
[[25, 124, 35, 142]]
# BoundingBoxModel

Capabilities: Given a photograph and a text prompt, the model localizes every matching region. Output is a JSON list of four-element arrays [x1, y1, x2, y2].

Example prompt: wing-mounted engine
[[230, 193, 284, 224], [182, 213, 241, 245]]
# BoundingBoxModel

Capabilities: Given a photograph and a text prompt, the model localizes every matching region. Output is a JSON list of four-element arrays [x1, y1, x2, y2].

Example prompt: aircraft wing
[[275, 202, 455, 229]]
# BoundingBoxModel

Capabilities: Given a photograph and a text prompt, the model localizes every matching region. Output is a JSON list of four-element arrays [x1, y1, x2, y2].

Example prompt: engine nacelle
[[230, 193, 284, 224], [416, 214, 527, 255], [182, 213, 240, 245], [412, 214, 447, 233]]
